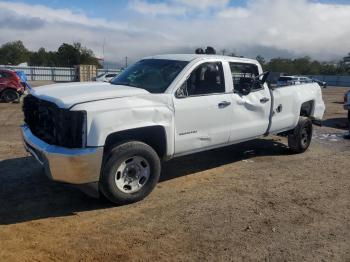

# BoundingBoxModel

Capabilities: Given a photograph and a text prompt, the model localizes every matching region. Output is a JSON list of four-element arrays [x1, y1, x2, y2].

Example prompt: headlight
[[55, 109, 87, 148], [23, 95, 87, 148]]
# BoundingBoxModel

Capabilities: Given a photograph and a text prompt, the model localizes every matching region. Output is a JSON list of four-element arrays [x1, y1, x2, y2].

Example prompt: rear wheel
[[99, 141, 161, 205], [0, 89, 19, 103], [288, 117, 313, 153]]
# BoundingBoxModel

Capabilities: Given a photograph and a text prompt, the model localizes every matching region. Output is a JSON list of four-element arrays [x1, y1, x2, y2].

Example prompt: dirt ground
[[0, 86, 349, 262]]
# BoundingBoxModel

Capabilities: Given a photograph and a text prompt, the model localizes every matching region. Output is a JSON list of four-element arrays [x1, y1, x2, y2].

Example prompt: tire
[[288, 117, 313, 154], [0, 89, 19, 103], [99, 141, 161, 205]]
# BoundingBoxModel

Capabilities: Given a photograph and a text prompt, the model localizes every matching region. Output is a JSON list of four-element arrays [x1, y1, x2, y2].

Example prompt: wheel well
[[0, 88, 18, 95], [104, 126, 167, 159], [300, 100, 314, 117]]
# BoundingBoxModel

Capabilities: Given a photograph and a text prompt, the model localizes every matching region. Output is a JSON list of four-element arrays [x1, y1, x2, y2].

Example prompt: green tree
[[57, 43, 81, 67], [0, 40, 30, 65], [256, 55, 265, 67], [56, 42, 100, 67], [29, 47, 48, 66], [266, 58, 296, 74], [293, 57, 311, 75]]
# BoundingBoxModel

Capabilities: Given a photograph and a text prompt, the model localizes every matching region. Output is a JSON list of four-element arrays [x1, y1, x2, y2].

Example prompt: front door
[[173, 62, 232, 155]]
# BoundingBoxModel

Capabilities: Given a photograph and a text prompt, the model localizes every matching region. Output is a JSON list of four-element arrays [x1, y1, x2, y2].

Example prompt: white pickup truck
[[21, 54, 325, 204]]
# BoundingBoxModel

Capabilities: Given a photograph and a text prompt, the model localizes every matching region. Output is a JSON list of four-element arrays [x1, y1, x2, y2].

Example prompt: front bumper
[[21, 124, 103, 184]]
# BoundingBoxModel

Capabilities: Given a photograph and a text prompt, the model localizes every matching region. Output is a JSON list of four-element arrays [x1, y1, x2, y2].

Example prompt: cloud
[[173, 0, 230, 10], [0, 9, 44, 30], [128, 0, 231, 16], [129, 0, 230, 16], [129, 0, 187, 16], [0, 1, 126, 30], [0, 0, 349, 65]]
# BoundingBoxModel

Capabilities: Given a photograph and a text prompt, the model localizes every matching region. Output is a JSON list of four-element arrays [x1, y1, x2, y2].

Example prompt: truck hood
[[30, 82, 149, 108]]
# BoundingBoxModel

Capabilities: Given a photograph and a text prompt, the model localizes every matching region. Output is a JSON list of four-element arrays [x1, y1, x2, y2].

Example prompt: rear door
[[226, 62, 271, 142], [173, 61, 233, 154]]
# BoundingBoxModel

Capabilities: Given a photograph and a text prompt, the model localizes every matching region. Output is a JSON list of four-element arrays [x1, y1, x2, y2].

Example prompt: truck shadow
[[0, 138, 289, 225], [322, 117, 349, 130], [161, 138, 290, 182]]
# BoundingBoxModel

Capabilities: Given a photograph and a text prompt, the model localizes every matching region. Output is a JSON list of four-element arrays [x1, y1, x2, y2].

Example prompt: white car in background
[[95, 73, 118, 82], [277, 76, 327, 88], [277, 76, 311, 86]]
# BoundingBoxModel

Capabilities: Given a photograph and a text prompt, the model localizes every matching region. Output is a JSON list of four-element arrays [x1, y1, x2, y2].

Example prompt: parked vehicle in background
[[277, 76, 302, 86], [0, 69, 26, 102], [21, 54, 325, 205], [277, 76, 326, 88], [95, 73, 118, 82], [311, 78, 327, 88]]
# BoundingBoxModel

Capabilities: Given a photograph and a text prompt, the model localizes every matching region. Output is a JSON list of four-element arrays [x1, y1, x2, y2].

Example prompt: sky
[[0, 0, 350, 65]]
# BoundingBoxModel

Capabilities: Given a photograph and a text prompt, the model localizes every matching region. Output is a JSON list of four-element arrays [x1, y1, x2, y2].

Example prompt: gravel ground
[[0, 86, 349, 262]]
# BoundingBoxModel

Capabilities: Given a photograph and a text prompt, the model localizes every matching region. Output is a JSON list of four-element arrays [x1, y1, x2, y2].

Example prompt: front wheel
[[99, 141, 161, 205], [288, 117, 313, 153]]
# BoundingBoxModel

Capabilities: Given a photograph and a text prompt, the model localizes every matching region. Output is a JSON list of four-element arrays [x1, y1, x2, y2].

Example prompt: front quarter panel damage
[[72, 94, 175, 156]]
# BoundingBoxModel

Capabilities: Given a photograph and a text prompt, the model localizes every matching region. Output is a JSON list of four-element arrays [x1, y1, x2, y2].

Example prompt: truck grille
[[23, 95, 85, 148]]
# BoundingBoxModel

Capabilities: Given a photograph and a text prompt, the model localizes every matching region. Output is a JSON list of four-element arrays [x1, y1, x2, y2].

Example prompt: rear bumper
[[21, 124, 103, 184]]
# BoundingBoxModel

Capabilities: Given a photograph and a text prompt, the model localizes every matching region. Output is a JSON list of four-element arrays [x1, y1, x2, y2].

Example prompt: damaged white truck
[[21, 54, 325, 204]]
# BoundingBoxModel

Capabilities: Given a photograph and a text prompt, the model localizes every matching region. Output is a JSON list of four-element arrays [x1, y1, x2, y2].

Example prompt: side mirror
[[256, 71, 270, 85], [175, 81, 188, 98], [239, 82, 252, 96]]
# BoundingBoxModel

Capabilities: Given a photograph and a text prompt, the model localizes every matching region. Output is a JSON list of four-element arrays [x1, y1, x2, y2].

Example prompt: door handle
[[260, 97, 270, 103], [218, 101, 231, 108]]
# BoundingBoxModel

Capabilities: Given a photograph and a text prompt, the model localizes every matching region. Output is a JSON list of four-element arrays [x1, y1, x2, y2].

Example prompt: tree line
[[256, 55, 350, 76], [0, 40, 349, 75], [0, 40, 101, 68]]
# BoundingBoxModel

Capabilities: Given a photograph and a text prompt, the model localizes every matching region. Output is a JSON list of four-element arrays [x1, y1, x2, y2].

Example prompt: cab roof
[[143, 54, 259, 64]]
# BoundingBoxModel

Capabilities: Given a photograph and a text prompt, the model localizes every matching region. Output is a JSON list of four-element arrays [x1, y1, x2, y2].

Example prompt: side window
[[184, 62, 225, 96], [229, 62, 260, 92]]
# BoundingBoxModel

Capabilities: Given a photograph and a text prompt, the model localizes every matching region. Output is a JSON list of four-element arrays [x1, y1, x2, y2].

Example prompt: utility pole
[[125, 56, 128, 68], [102, 38, 106, 69]]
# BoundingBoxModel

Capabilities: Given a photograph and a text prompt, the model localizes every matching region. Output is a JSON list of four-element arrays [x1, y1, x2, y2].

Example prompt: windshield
[[111, 59, 188, 93]]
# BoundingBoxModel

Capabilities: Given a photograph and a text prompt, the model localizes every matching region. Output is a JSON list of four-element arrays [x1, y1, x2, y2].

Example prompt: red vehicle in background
[[0, 69, 26, 102]]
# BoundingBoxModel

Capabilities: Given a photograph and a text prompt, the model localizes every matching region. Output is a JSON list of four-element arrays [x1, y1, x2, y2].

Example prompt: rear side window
[[229, 63, 260, 92]]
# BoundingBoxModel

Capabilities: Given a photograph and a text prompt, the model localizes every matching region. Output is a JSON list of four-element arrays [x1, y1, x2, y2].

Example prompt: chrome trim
[[25, 143, 44, 165], [21, 124, 103, 184]]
